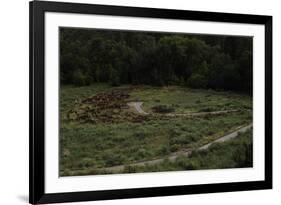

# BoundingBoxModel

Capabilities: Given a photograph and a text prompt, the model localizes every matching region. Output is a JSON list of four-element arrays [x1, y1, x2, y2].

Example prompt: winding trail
[[127, 101, 241, 117], [166, 109, 240, 117], [127, 102, 149, 115], [100, 123, 252, 173]]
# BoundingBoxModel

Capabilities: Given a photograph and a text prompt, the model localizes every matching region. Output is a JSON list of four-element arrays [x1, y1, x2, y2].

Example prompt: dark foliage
[[60, 28, 252, 93], [151, 105, 175, 113]]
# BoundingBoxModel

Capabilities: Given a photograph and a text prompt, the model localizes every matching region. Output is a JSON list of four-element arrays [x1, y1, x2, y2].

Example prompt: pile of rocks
[[82, 90, 130, 109], [67, 89, 148, 123]]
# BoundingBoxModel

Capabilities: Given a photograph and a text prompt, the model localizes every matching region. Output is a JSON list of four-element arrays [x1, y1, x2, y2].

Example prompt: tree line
[[60, 28, 253, 93]]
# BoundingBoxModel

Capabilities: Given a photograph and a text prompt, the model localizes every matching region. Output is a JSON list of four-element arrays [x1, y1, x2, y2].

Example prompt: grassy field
[[129, 86, 252, 113], [59, 84, 252, 176], [121, 129, 253, 174]]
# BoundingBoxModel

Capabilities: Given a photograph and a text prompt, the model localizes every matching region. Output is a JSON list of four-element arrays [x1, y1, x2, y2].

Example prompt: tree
[[60, 28, 253, 94]]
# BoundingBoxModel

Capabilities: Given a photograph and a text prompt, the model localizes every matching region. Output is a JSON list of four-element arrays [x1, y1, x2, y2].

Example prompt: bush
[[124, 165, 137, 173], [72, 69, 91, 86], [174, 156, 201, 170], [170, 134, 192, 145], [136, 148, 150, 158], [108, 66, 120, 86], [187, 73, 208, 89], [110, 75, 120, 86], [198, 107, 216, 112], [102, 152, 125, 167], [134, 131, 147, 140], [170, 144, 180, 152], [152, 105, 175, 113], [157, 145, 170, 155]]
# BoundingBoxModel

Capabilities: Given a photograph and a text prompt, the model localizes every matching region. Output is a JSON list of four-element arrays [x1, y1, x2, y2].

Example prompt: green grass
[[60, 84, 112, 120], [129, 85, 252, 113], [59, 83, 252, 176], [122, 129, 253, 173]]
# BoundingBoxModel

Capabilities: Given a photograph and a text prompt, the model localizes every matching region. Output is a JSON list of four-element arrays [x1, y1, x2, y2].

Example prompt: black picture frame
[[29, 0, 272, 204]]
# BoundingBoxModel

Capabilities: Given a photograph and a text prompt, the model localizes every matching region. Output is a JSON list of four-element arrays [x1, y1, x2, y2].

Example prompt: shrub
[[170, 134, 192, 145], [124, 165, 137, 173], [157, 145, 170, 155], [110, 75, 120, 86], [102, 152, 125, 167], [72, 69, 91, 86], [134, 131, 147, 140], [136, 148, 150, 158], [170, 144, 180, 152], [198, 107, 216, 112], [187, 73, 208, 89], [152, 105, 175, 113]]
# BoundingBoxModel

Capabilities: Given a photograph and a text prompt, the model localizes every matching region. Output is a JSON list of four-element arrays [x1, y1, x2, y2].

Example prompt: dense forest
[[60, 28, 253, 93]]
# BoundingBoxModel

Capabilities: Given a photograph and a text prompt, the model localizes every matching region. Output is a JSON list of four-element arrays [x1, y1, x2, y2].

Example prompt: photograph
[[29, 1, 272, 203], [59, 28, 253, 177]]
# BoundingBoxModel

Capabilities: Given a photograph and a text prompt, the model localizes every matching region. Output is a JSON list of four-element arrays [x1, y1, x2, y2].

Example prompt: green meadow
[[59, 84, 252, 176]]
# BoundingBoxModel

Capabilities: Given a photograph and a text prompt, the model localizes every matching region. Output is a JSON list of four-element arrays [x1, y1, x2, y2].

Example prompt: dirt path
[[127, 101, 241, 117], [166, 109, 240, 117], [100, 124, 252, 173], [127, 102, 149, 115], [198, 124, 252, 150]]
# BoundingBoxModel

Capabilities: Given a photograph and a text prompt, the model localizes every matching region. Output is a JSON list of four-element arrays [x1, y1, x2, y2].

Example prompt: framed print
[[29, 0, 272, 204]]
